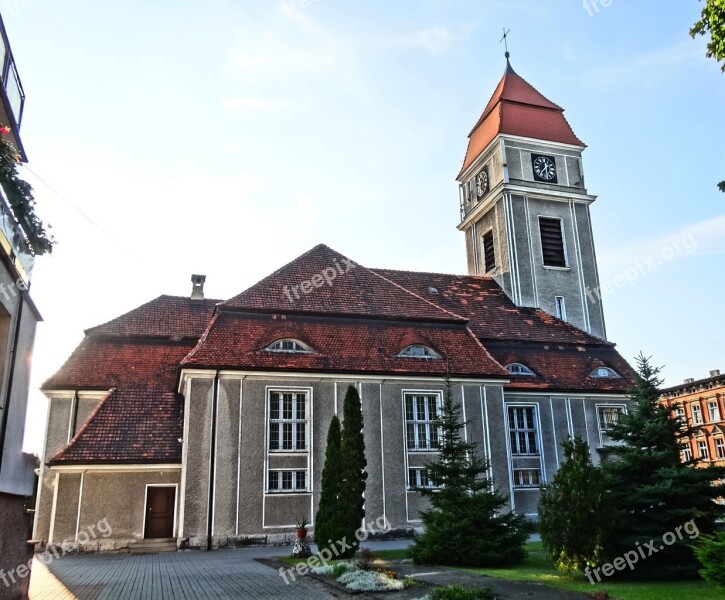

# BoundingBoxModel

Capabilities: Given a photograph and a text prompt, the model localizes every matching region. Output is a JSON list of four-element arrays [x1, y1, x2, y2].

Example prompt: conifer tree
[[410, 376, 527, 567], [314, 415, 344, 554], [337, 385, 367, 557], [602, 353, 725, 579], [538, 436, 611, 573]]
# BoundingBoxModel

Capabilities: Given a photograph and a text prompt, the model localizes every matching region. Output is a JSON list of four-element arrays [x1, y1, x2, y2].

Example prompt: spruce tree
[[337, 385, 367, 557], [602, 353, 725, 579], [538, 436, 611, 573], [410, 376, 527, 567], [314, 415, 345, 554]]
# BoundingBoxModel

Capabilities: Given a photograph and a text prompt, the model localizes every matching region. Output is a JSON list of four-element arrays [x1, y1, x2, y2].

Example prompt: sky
[[2, 0, 723, 455]]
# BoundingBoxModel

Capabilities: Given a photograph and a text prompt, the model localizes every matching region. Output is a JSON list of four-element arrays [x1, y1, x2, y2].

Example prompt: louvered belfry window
[[482, 230, 496, 273], [538, 217, 567, 267]]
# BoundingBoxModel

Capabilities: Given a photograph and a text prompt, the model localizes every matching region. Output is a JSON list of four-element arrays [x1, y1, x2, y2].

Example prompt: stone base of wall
[[0, 493, 34, 600], [33, 527, 420, 556]]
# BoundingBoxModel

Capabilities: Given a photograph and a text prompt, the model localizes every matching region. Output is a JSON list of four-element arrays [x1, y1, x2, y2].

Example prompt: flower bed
[[311, 560, 408, 592]]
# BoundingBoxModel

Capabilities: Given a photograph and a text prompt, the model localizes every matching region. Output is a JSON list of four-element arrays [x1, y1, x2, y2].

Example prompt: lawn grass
[[369, 548, 411, 561], [468, 542, 722, 600]]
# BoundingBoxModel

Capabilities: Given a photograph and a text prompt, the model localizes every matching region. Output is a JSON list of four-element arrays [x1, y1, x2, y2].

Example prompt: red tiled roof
[[458, 63, 585, 178], [373, 268, 608, 345], [182, 312, 508, 378], [223, 244, 465, 323], [49, 389, 183, 465], [43, 338, 196, 391], [86, 295, 220, 339], [484, 340, 636, 393]]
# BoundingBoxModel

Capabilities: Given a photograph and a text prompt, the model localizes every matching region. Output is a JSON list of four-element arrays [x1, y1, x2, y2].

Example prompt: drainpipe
[[0, 292, 24, 474], [207, 371, 219, 551]]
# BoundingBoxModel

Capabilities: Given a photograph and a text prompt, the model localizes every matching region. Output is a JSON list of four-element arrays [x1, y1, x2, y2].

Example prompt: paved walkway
[[27, 540, 412, 600]]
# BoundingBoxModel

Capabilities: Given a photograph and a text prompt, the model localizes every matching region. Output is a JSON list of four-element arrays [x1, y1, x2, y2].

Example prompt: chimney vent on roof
[[684, 378, 695, 384], [710, 369, 721, 378], [191, 274, 206, 300]]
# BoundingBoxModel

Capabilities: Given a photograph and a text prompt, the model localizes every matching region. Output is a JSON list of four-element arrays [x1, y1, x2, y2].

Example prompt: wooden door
[[144, 486, 175, 538]]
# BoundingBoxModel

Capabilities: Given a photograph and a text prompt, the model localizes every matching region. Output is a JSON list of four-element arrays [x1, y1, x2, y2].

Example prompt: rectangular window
[[698, 439, 709, 460], [555, 296, 567, 321], [267, 470, 307, 493], [405, 394, 440, 451], [408, 467, 436, 489], [708, 401, 720, 422], [539, 217, 567, 268], [674, 405, 686, 420], [715, 438, 725, 460], [682, 444, 692, 462], [692, 404, 703, 425], [482, 230, 496, 273], [268, 391, 307, 451], [599, 406, 623, 431], [508, 406, 538, 455], [513, 468, 541, 488]]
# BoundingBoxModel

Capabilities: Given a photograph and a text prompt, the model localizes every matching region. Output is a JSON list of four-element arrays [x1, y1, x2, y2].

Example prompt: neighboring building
[[0, 13, 42, 600], [661, 370, 725, 467], [33, 56, 637, 552]]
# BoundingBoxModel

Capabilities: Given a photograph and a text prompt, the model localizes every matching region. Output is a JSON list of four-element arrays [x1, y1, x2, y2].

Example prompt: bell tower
[[457, 53, 607, 339]]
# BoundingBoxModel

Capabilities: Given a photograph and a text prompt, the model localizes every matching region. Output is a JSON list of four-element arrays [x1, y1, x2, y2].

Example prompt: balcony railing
[[0, 15, 25, 130], [0, 182, 34, 283]]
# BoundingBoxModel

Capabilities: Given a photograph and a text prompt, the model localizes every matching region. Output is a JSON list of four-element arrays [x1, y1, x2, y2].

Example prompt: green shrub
[[538, 436, 610, 573], [694, 531, 725, 589], [429, 585, 495, 600]]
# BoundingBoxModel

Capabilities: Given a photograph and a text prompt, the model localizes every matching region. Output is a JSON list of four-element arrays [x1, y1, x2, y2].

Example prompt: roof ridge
[[372, 266, 494, 281]]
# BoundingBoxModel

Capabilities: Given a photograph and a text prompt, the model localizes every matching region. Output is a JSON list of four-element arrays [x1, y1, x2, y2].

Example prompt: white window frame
[[506, 363, 535, 376], [715, 437, 725, 460], [538, 215, 569, 269], [397, 345, 441, 359], [691, 403, 703, 425], [267, 469, 308, 493], [682, 444, 692, 462], [512, 468, 541, 489], [407, 467, 436, 490], [698, 439, 709, 460], [507, 405, 540, 456], [708, 400, 721, 422], [555, 296, 567, 321], [404, 393, 442, 451], [481, 228, 496, 274], [596, 404, 627, 447], [266, 339, 314, 353], [267, 390, 309, 452]]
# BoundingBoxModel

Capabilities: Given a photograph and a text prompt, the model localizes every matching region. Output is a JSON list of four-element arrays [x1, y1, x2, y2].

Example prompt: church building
[[33, 57, 636, 552]]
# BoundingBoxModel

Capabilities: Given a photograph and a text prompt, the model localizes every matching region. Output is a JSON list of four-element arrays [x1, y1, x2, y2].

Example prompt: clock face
[[475, 168, 489, 198], [532, 155, 557, 182]]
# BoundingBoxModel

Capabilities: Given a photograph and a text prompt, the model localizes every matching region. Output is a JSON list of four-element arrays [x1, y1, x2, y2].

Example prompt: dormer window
[[266, 339, 314, 353], [506, 363, 535, 376], [590, 366, 620, 379], [397, 345, 440, 359]]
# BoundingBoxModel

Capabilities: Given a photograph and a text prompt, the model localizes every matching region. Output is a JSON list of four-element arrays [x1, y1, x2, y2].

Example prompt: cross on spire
[[500, 27, 511, 59]]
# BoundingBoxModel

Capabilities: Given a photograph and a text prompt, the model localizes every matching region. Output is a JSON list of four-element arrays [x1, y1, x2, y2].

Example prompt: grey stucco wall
[[0, 492, 33, 600]]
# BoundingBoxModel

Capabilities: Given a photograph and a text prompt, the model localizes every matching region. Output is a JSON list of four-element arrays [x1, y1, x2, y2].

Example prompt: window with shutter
[[539, 217, 567, 267]]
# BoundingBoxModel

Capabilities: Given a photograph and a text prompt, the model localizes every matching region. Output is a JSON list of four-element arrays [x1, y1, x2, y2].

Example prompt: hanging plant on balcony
[[0, 126, 54, 255]]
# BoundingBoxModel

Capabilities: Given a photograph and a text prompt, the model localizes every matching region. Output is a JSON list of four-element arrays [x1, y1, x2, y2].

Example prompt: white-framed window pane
[[268, 391, 308, 452], [698, 440, 709, 459], [682, 445, 692, 462], [508, 407, 538, 455], [692, 405, 703, 424], [715, 439, 725, 459], [708, 402, 720, 422], [513, 468, 541, 488], [405, 394, 440, 450]]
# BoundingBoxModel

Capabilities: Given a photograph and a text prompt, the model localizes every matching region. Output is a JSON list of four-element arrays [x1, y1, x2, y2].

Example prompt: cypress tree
[[337, 385, 367, 557], [602, 353, 725, 579], [538, 436, 611, 573], [410, 375, 527, 567], [314, 415, 345, 554]]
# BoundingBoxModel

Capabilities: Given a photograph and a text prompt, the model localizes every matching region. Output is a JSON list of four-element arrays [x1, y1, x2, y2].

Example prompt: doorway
[[144, 486, 176, 539]]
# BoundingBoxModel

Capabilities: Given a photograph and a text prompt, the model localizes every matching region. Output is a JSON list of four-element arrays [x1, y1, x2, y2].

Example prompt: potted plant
[[295, 516, 309, 539]]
